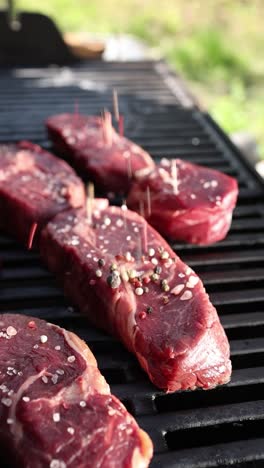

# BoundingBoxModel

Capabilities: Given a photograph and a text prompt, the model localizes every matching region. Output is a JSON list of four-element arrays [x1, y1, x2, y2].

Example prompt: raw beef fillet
[[0, 141, 85, 246], [127, 158, 238, 245], [40, 200, 231, 392], [0, 314, 152, 468], [46, 113, 155, 193]]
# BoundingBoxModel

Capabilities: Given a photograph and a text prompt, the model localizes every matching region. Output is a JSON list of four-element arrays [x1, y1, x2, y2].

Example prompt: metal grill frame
[[0, 60, 264, 468]]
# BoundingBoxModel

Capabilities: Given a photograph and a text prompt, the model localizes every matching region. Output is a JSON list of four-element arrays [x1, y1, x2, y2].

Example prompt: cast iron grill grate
[[0, 60, 264, 467]]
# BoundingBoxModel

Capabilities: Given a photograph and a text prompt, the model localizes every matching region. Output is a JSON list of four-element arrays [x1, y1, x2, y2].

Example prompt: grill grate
[[0, 60, 264, 467]]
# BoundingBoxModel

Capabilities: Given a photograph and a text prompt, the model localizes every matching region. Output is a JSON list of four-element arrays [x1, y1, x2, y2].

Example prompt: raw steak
[[127, 158, 238, 245], [40, 200, 231, 392], [46, 113, 155, 193], [0, 314, 152, 468], [0, 141, 85, 246]]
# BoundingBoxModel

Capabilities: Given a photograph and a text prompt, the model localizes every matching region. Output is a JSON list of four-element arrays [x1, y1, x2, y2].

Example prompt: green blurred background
[[18, 0, 264, 157]]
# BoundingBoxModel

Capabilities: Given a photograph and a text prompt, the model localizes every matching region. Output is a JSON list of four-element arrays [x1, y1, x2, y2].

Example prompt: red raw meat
[[46, 113, 155, 193], [127, 158, 238, 245], [0, 141, 85, 246], [0, 314, 152, 467], [40, 200, 231, 392]]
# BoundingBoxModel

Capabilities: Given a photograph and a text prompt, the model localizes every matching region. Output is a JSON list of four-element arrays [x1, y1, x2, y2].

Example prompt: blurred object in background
[[103, 34, 151, 61], [231, 131, 260, 166], [64, 32, 105, 59], [7, 0, 264, 160], [256, 161, 264, 179], [0, 1, 74, 65]]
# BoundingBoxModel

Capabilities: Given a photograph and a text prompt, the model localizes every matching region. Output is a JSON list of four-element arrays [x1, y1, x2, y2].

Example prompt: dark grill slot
[[231, 353, 264, 370], [155, 372, 264, 413], [165, 418, 264, 451], [0, 60, 264, 467]]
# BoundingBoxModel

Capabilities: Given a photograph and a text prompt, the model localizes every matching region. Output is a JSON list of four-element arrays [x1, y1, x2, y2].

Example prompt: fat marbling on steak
[[0, 141, 85, 246], [0, 314, 152, 468], [46, 113, 155, 193], [40, 200, 231, 392], [127, 158, 238, 245]]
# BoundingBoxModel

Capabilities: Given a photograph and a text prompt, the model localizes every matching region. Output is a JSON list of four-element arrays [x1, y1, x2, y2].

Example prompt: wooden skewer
[[113, 89, 120, 121], [139, 201, 148, 253], [171, 159, 178, 195], [101, 109, 113, 146], [101, 110, 107, 144], [28, 222, 38, 250], [112, 89, 124, 137], [146, 186, 151, 217], [137, 231, 142, 262], [121, 199, 128, 231], [118, 114, 124, 137], [86, 182, 94, 225], [139, 200, 145, 218], [127, 152, 132, 179]]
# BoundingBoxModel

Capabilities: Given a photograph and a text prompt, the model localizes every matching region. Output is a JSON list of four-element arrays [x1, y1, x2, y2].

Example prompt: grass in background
[[16, 0, 264, 156]]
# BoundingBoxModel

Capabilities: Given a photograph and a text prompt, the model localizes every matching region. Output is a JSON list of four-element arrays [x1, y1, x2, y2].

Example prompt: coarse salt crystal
[[161, 251, 169, 260], [67, 427, 75, 435], [22, 396, 30, 402], [42, 376, 48, 384], [40, 335, 48, 344], [135, 287, 144, 296], [186, 275, 199, 288], [51, 375, 59, 385], [53, 413, 60, 422], [1, 397, 12, 407], [6, 326, 17, 337], [50, 460, 66, 468], [55, 345, 61, 351], [171, 284, 185, 295], [7, 418, 14, 424], [148, 248, 155, 257], [104, 217, 111, 226], [180, 290, 193, 301], [67, 355, 76, 363], [80, 401, 86, 407], [116, 219, 123, 227]]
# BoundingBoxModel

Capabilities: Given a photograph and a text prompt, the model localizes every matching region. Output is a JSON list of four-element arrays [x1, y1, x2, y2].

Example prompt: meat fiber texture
[[0, 314, 152, 468], [0, 141, 85, 247], [40, 200, 231, 393], [46, 113, 155, 193], [127, 158, 239, 245]]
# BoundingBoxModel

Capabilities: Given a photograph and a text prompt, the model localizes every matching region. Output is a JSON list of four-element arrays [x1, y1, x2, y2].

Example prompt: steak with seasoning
[[40, 200, 231, 392], [0, 141, 85, 246], [0, 314, 152, 468], [46, 113, 155, 193], [127, 158, 238, 245]]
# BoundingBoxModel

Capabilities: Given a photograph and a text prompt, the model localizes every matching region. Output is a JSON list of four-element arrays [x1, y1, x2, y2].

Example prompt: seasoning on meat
[[0, 314, 153, 467], [40, 200, 232, 392], [46, 113, 155, 193], [0, 141, 85, 246], [127, 158, 238, 245]]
